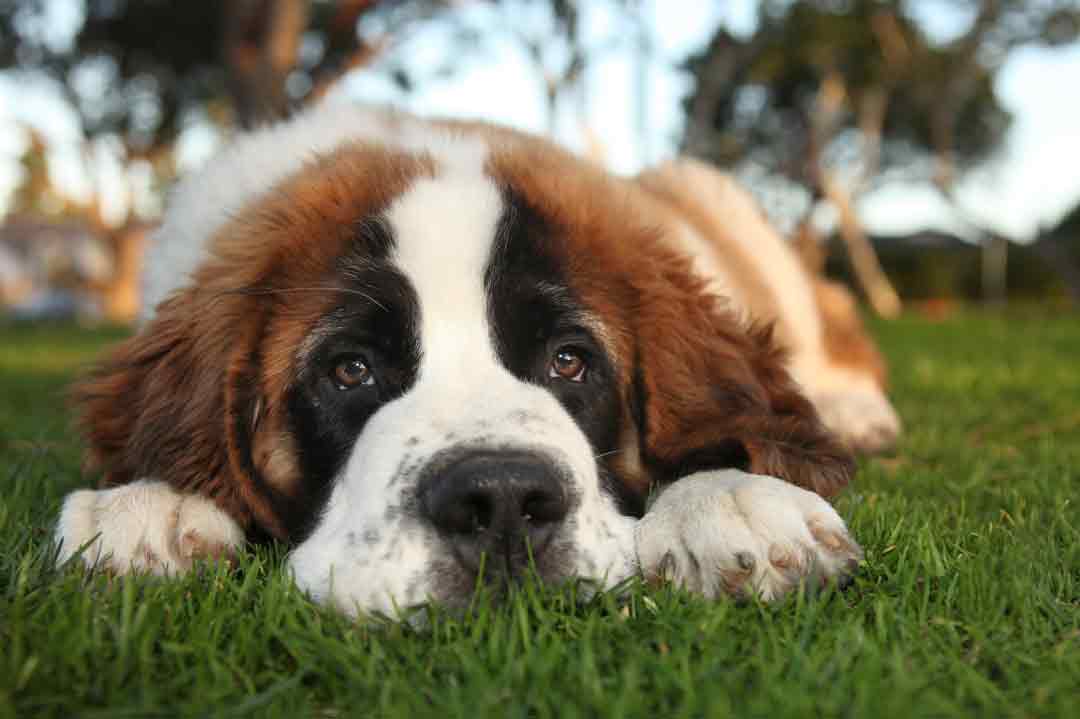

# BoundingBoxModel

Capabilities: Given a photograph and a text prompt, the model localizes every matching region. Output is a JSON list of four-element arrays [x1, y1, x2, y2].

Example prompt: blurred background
[[1, 0, 1078, 325]]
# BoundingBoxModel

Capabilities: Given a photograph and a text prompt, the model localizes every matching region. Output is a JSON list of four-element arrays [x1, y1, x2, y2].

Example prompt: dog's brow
[[354, 214, 395, 255], [293, 306, 360, 367], [532, 282, 615, 354], [228, 286, 387, 310], [534, 280, 572, 300]]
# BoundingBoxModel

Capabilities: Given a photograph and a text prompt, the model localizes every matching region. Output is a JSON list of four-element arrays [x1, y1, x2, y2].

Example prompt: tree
[[920, 0, 1080, 303], [487, 0, 638, 140], [1, 0, 470, 241], [374, 0, 641, 148], [1, 0, 441, 321], [682, 0, 1080, 312], [0, 1, 446, 151]]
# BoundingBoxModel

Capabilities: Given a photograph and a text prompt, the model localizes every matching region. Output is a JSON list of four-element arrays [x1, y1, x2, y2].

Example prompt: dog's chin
[[289, 515, 640, 621], [298, 569, 586, 625], [389, 565, 638, 628], [443, 537, 640, 612]]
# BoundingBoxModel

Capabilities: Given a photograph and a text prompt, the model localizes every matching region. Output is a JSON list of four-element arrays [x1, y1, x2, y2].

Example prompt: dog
[[55, 103, 890, 616]]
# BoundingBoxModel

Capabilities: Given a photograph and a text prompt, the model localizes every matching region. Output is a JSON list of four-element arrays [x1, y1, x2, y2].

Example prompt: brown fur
[[72, 146, 433, 539], [487, 140, 854, 500], [636, 159, 889, 396], [73, 126, 853, 546], [634, 163, 789, 344], [813, 278, 888, 387], [630, 285, 854, 498]]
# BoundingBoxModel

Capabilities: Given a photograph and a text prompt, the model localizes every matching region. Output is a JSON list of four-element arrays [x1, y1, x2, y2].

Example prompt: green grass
[[1, 312, 1078, 718]]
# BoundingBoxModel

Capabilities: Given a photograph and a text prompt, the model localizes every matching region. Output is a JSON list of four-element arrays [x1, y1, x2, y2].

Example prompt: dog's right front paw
[[55, 479, 244, 575]]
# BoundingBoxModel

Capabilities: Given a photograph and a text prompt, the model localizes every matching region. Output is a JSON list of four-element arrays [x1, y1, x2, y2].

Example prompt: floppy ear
[[71, 287, 294, 540], [632, 266, 855, 499]]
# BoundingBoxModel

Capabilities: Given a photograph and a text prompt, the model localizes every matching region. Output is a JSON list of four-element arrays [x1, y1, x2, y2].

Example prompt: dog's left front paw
[[635, 470, 862, 600]]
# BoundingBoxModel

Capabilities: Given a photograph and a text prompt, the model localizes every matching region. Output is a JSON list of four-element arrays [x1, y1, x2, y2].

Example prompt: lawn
[[1, 312, 1078, 718]]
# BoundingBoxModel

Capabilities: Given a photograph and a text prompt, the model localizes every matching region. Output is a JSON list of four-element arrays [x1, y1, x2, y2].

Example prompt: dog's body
[[635, 160, 900, 453], [56, 103, 892, 615]]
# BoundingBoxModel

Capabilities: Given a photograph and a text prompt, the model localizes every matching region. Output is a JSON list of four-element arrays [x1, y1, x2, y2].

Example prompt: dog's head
[[74, 107, 853, 616]]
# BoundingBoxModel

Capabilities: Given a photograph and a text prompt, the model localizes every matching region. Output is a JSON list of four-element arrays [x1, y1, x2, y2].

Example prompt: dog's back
[[635, 158, 901, 453]]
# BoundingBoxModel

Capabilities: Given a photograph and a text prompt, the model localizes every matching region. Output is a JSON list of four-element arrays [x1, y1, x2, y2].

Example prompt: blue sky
[[1, 0, 1079, 240]]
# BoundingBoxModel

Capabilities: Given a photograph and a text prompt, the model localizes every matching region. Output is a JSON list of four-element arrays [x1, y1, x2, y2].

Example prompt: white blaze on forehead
[[289, 132, 638, 616], [385, 139, 504, 386]]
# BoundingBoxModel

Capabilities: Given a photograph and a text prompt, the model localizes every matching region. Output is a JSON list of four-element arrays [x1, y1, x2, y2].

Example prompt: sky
[[1, 0, 1079, 241]]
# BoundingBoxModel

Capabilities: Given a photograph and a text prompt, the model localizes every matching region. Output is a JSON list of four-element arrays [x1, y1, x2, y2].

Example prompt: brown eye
[[549, 348, 588, 383], [332, 356, 375, 390]]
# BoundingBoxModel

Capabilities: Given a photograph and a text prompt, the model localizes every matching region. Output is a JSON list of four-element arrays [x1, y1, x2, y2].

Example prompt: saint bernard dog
[[55, 102, 899, 617]]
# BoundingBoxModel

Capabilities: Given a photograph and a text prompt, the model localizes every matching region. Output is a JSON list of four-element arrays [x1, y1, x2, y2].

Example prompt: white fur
[[55, 479, 244, 574], [287, 145, 636, 617], [635, 470, 862, 600]]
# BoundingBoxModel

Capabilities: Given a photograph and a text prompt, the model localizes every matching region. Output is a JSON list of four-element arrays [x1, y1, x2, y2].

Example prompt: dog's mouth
[[414, 541, 591, 615], [288, 423, 639, 619]]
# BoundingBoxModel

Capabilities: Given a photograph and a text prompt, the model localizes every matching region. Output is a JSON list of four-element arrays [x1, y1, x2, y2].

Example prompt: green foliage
[[0, 1, 436, 150], [1, 315, 1079, 717], [2, 0, 225, 149], [683, 0, 1079, 178]]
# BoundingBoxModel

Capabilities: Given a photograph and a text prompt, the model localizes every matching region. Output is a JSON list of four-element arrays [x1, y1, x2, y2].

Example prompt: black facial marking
[[485, 187, 628, 510], [284, 216, 421, 542]]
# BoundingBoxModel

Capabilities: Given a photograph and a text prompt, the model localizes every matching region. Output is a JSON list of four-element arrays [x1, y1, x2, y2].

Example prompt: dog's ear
[[71, 285, 294, 540], [631, 266, 854, 499]]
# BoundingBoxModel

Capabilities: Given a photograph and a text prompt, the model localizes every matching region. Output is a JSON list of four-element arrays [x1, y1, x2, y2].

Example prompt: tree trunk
[[222, 0, 310, 129], [101, 224, 150, 323], [981, 235, 1008, 304], [681, 33, 744, 158], [821, 171, 902, 318], [804, 72, 902, 318]]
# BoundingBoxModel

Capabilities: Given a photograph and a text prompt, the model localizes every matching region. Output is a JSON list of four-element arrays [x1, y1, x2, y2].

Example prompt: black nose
[[420, 450, 571, 575]]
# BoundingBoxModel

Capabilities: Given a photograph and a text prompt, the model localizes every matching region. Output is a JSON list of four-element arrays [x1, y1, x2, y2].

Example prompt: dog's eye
[[331, 356, 375, 390], [549, 348, 588, 383]]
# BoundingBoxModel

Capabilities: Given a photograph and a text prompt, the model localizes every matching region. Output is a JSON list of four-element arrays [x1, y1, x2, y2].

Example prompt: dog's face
[[75, 112, 852, 616], [284, 144, 645, 614]]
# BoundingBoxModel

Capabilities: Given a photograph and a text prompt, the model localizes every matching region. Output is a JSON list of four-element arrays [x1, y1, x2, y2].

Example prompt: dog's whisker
[[218, 286, 388, 311]]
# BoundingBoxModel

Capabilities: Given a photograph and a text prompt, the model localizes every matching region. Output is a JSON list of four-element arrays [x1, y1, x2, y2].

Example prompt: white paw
[[812, 388, 901, 454], [55, 479, 244, 575], [634, 470, 862, 601]]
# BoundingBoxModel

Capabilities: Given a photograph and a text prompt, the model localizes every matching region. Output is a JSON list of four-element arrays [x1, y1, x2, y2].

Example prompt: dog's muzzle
[[419, 449, 571, 577]]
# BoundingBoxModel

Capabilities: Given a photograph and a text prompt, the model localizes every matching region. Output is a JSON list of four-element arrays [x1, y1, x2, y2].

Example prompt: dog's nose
[[420, 450, 570, 574]]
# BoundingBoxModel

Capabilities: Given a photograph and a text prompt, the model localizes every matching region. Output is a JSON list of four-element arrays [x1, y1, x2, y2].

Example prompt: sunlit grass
[[1, 312, 1078, 717]]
